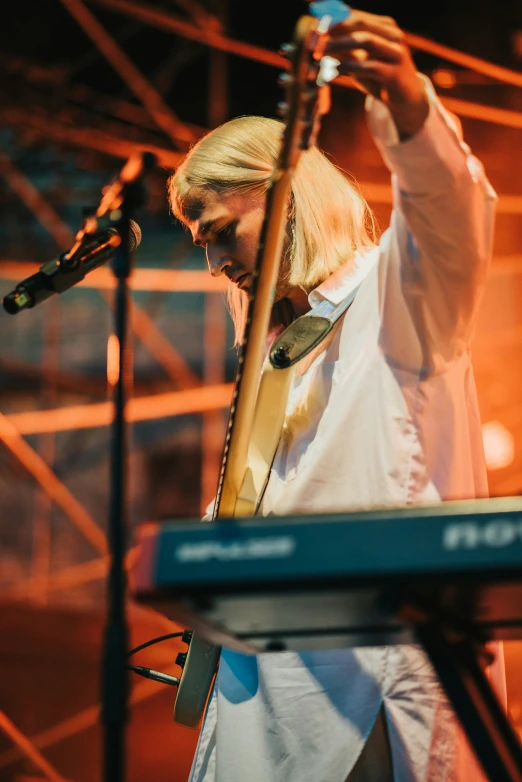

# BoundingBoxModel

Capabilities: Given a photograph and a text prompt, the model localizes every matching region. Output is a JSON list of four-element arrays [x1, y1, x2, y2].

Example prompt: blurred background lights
[[106, 333, 120, 387], [431, 68, 457, 89], [482, 420, 515, 470]]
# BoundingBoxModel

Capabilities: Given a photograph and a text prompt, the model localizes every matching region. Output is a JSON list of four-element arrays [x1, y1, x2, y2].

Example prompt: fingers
[[328, 9, 404, 44], [314, 5, 425, 113], [326, 31, 404, 64], [336, 59, 397, 83]]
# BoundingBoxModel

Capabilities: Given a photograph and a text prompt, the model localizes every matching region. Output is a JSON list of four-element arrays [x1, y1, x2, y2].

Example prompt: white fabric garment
[[189, 79, 500, 782]]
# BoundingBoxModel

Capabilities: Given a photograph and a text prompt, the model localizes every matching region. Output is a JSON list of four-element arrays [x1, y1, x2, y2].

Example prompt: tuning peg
[[276, 101, 288, 117], [277, 72, 294, 86], [317, 55, 340, 85], [279, 42, 296, 58]]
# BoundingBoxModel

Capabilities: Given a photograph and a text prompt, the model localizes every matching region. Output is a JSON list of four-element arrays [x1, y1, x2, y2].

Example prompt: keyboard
[[131, 497, 522, 652]]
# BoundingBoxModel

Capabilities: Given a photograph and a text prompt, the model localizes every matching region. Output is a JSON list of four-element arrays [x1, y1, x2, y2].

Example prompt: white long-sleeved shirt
[[189, 79, 498, 782]]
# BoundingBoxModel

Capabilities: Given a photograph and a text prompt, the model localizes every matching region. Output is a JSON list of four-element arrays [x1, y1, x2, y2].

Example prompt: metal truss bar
[[3, 546, 139, 601], [57, 81, 204, 136], [404, 32, 522, 90], [0, 253, 222, 393], [4, 97, 522, 185], [352, 183, 522, 214], [0, 148, 75, 248], [128, 297, 201, 388], [2, 256, 521, 294], [59, 0, 195, 147], [0, 412, 107, 554], [0, 146, 200, 388], [31, 299, 61, 603], [0, 671, 176, 770], [88, 0, 286, 68], [87, 0, 522, 91], [0, 711, 69, 782], [2, 383, 234, 435], [5, 555, 109, 599], [332, 75, 522, 131], [441, 96, 522, 131], [0, 263, 229, 290], [0, 106, 183, 167]]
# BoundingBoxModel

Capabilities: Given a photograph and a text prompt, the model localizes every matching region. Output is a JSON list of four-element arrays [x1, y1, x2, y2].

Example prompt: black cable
[[127, 631, 184, 658], [127, 665, 179, 687]]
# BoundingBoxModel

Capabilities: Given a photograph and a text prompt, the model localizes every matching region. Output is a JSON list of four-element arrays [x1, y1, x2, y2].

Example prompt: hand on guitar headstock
[[308, 2, 429, 139]]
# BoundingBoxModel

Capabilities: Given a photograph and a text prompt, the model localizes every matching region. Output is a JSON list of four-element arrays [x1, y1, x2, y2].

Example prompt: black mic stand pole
[[99, 152, 155, 782]]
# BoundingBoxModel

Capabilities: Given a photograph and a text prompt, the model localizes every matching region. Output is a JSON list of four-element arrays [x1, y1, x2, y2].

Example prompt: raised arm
[[328, 8, 497, 373]]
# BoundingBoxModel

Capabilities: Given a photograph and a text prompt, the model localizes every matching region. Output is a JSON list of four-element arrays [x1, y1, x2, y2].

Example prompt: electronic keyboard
[[132, 496, 522, 653]]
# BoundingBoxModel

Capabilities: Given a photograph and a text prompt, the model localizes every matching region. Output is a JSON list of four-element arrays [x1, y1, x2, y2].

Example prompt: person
[[168, 7, 504, 781]]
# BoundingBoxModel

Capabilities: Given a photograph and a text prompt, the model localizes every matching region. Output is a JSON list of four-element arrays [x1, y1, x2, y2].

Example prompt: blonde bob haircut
[[168, 115, 378, 342]]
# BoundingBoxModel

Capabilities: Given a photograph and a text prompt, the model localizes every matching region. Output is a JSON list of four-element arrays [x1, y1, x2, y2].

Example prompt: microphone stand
[[98, 152, 155, 782]]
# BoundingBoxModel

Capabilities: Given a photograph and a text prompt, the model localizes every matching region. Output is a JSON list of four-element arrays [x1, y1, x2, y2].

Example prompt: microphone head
[[128, 219, 142, 252], [2, 291, 23, 314]]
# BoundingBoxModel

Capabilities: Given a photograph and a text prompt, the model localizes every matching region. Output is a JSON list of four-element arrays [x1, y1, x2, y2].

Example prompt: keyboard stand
[[416, 622, 522, 782]]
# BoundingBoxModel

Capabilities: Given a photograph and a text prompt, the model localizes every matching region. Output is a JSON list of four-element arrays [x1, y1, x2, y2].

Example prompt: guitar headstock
[[277, 4, 348, 160]]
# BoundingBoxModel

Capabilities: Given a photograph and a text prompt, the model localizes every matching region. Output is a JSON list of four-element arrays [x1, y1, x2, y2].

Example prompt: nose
[[206, 245, 232, 277]]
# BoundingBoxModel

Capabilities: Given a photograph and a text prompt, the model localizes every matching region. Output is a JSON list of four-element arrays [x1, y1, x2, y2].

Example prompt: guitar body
[[172, 7, 342, 729], [173, 633, 222, 728]]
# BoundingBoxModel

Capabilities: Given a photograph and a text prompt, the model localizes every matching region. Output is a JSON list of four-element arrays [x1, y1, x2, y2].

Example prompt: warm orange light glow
[[0, 667, 179, 769], [432, 68, 457, 89], [106, 333, 120, 386], [4, 384, 234, 435], [404, 31, 522, 89], [0, 264, 229, 291], [0, 711, 68, 782], [482, 421, 515, 470], [0, 412, 107, 554], [442, 96, 522, 131]]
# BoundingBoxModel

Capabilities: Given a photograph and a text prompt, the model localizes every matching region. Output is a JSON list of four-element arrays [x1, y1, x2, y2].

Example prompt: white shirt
[[189, 79, 498, 782]]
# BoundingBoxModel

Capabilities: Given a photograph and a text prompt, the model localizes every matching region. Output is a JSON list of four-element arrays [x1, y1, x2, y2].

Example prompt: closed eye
[[215, 221, 236, 240], [193, 219, 237, 247]]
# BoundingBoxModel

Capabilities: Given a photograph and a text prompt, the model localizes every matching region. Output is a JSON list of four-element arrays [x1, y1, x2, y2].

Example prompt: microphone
[[2, 219, 142, 315]]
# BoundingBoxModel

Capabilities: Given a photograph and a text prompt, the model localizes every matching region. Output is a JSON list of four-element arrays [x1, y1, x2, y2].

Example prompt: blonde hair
[[168, 116, 378, 342]]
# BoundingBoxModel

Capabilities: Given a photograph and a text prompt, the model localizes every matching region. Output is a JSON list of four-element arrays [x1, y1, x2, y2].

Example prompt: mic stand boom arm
[[2, 226, 121, 314]]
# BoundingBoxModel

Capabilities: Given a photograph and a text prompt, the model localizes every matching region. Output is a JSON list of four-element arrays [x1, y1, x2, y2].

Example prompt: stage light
[[106, 333, 120, 387], [482, 421, 515, 470], [432, 69, 457, 89]]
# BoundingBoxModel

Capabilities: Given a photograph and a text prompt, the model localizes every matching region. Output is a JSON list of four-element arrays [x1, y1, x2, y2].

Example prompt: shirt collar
[[308, 245, 379, 308]]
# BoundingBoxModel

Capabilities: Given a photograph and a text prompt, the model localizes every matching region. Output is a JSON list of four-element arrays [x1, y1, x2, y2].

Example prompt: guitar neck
[[215, 169, 295, 518], [213, 14, 336, 520]]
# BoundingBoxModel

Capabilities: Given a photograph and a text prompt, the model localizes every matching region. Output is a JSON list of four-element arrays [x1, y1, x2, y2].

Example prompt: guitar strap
[[269, 284, 361, 369], [234, 284, 361, 517]]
